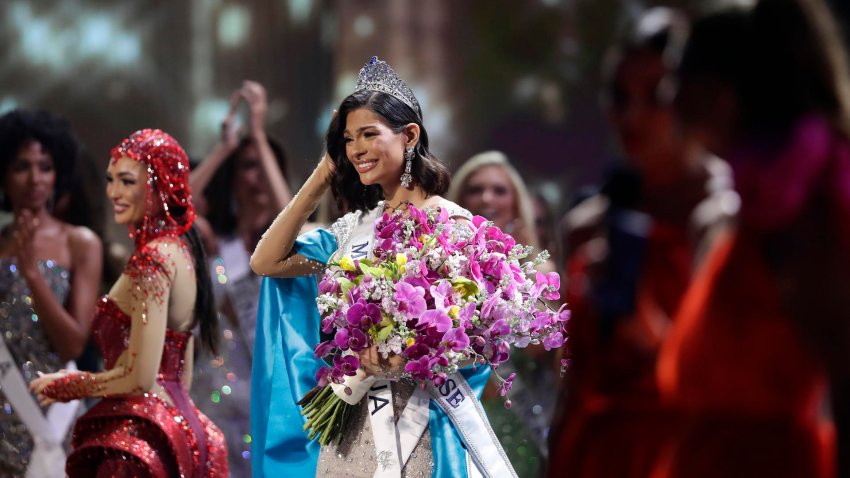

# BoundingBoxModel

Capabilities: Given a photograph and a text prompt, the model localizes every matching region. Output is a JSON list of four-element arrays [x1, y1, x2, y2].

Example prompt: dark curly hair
[[204, 136, 289, 237], [0, 109, 79, 211], [325, 90, 451, 212]]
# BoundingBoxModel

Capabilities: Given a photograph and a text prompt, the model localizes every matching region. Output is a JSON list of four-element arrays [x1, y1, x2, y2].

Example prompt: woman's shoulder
[[67, 224, 103, 252]]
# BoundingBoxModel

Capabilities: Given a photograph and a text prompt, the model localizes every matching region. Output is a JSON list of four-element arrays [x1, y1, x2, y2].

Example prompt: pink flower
[[557, 304, 572, 322], [418, 309, 452, 333], [394, 282, 427, 319], [315, 366, 334, 386], [498, 372, 516, 397], [443, 327, 470, 352], [488, 319, 511, 338], [543, 331, 566, 351], [430, 281, 453, 311], [405, 355, 435, 380], [535, 271, 561, 301], [490, 341, 510, 365]]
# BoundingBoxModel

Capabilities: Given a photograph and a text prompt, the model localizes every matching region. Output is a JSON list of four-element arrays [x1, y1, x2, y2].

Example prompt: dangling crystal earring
[[400, 147, 414, 188]]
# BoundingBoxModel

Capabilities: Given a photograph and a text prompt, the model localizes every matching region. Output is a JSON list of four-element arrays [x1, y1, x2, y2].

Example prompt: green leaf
[[376, 324, 394, 342], [451, 277, 480, 299], [338, 278, 355, 299], [358, 263, 386, 278]]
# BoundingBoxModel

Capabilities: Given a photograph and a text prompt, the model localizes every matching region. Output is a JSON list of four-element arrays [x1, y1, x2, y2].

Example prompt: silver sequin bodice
[[0, 259, 71, 476]]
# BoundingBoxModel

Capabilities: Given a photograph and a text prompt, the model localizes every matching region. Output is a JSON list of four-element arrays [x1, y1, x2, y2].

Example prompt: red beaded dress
[[38, 129, 228, 477], [65, 294, 227, 477]]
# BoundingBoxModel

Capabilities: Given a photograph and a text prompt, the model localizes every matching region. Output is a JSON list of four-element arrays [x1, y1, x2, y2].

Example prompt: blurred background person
[[532, 189, 562, 271], [656, 0, 850, 476], [189, 80, 292, 476], [547, 8, 737, 478], [448, 150, 556, 477], [0, 109, 102, 477]]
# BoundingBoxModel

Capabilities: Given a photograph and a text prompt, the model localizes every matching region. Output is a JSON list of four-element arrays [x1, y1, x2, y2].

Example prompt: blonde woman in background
[[448, 151, 541, 253]]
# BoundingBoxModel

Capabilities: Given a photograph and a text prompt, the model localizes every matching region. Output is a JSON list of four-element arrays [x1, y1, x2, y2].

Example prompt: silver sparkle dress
[[0, 259, 71, 476]]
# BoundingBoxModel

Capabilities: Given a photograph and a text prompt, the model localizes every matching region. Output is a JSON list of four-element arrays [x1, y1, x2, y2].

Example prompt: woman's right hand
[[358, 344, 406, 380], [220, 90, 241, 151]]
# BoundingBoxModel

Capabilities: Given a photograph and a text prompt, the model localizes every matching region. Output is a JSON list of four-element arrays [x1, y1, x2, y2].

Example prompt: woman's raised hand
[[240, 80, 269, 137], [220, 90, 242, 152]]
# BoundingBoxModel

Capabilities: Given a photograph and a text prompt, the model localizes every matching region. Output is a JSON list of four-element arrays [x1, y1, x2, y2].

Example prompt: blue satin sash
[[251, 227, 492, 478], [251, 229, 336, 477]]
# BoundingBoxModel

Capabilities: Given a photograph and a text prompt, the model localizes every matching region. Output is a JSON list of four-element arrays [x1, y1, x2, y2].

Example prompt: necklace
[[382, 199, 412, 213]]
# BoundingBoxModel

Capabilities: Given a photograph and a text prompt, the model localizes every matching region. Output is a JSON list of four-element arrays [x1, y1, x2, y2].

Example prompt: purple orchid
[[333, 354, 360, 377], [498, 372, 516, 397], [394, 282, 427, 319], [314, 340, 334, 358], [405, 355, 435, 381], [543, 331, 566, 351], [535, 271, 561, 301], [346, 300, 382, 328], [443, 327, 470, 352], [418, 309, 452, 333]]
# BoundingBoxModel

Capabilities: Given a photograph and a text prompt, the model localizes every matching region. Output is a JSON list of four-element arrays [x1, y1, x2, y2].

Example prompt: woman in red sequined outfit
[[30, 129, 228, 477]]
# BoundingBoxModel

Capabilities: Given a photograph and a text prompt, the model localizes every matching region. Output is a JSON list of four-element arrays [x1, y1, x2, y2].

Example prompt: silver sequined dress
[[0, 259, 71, 476]]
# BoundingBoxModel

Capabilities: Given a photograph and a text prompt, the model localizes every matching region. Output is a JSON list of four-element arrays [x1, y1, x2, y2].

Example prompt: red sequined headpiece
[[110, 129, 195, 247]]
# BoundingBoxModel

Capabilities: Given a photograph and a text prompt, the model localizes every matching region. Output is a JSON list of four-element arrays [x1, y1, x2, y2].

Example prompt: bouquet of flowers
[[298, 205, 569, 445]]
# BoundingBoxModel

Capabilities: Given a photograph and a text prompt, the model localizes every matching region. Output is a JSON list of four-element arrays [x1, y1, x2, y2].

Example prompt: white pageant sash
[[427, 372, 517, 478], [0, 336, 80, 478], [366, 380, 431, 477]]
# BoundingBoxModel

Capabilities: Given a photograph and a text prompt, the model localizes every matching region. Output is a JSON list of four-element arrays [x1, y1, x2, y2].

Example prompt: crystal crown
[[355, 56, 421, 117]]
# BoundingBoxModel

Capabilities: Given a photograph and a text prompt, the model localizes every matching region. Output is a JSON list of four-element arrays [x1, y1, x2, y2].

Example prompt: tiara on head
[[355, 56, 421, 117]]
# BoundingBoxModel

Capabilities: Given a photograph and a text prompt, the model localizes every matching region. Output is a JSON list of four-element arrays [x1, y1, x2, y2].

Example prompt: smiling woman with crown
[[248, 57, 560, 478]]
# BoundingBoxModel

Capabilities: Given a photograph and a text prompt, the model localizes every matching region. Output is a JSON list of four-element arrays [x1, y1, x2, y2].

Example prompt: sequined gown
[[65, 296, 228, 477], [192, 235, 258, 476], [0, 259, 71, 476]]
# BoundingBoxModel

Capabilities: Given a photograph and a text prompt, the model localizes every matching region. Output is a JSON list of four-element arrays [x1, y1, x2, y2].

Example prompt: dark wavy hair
[[204, 136, 289, 236], [182, 223, 219, 355], [325, 90, 451, 212], [0, 109, 79, 211]]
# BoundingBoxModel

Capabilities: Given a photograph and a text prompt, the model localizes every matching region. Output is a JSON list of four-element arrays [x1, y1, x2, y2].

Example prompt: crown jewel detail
[[355, 56, 421, 116]]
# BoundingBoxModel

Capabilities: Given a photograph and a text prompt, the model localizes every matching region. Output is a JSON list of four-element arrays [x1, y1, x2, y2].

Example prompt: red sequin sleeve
[[41, 371, 101, 401]]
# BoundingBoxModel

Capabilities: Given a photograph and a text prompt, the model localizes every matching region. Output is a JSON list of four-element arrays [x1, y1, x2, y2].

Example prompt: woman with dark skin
[[656, 0, 850, 476], [0, 109, 102, 477]]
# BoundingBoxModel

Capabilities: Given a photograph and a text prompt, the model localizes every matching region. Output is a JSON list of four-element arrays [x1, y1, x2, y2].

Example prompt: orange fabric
[[548, 223, 690, 478], [654, 230, 832, 478]]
